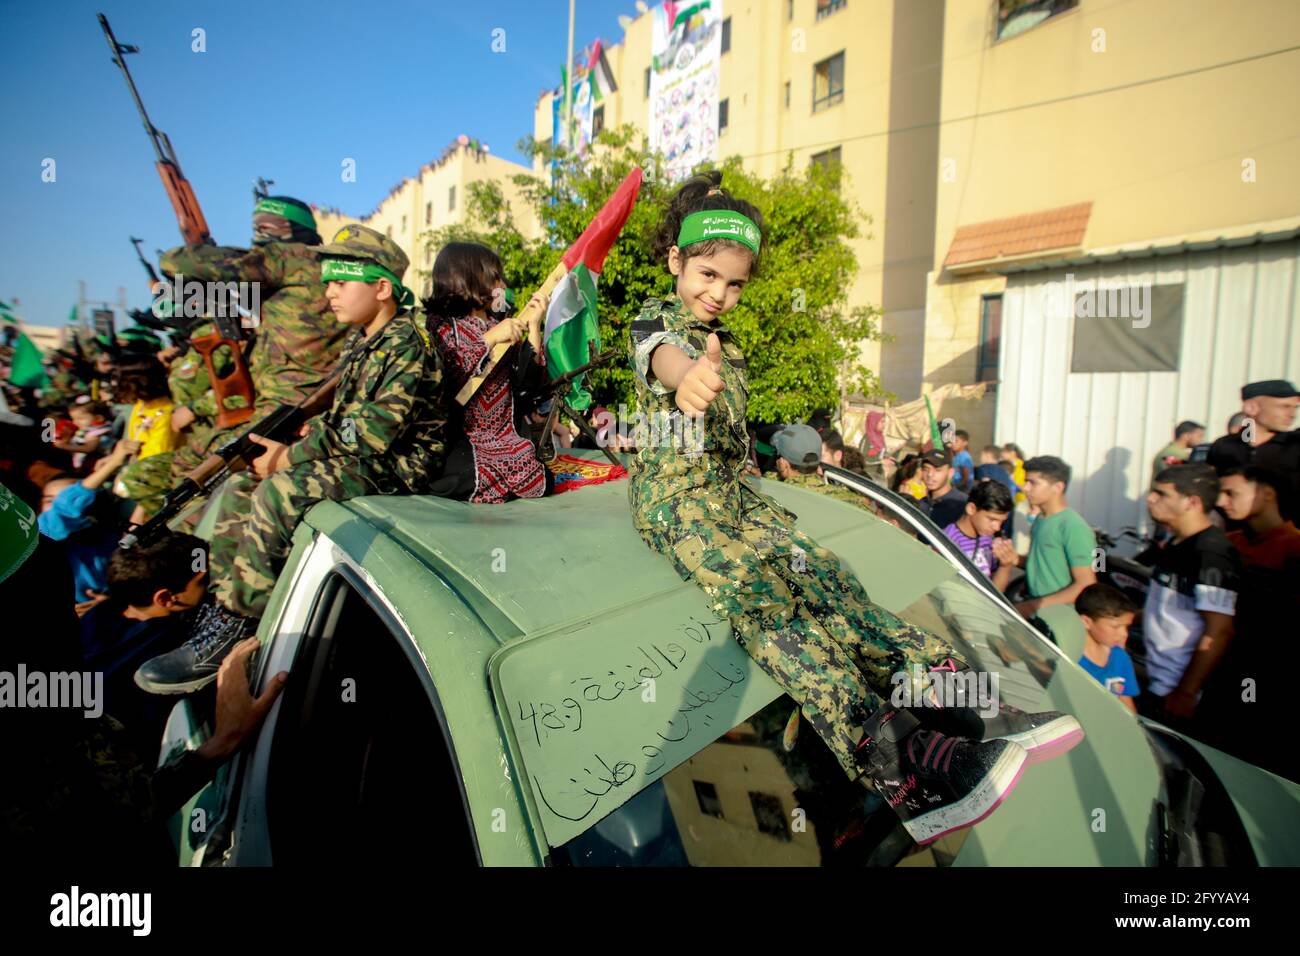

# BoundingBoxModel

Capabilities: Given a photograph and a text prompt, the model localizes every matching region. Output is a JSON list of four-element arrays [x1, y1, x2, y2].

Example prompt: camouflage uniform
[[163, 235, 350, 580], [38, 354, 86, 411], [765, 468, 878, 513], [115, 326, 238, 518], [162, 238, 350, 476], [215, 226, 444, 619], [117, 453, 175, 518], [629, 295, 955, 780]]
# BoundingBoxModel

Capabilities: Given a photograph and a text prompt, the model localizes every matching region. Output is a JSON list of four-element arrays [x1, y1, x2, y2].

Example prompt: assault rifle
[[120, 372, 341, 549], [99, 13, 256, 429], [534, 344, 622, 469], [128, 237, 198, 351]]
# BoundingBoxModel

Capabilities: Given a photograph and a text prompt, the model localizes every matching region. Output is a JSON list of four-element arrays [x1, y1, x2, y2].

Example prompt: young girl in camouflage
[[628, 171, 1082, 845]]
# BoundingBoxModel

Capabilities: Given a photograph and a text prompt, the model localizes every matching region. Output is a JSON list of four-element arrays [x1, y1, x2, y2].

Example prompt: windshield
[[550, 498, 1068, 867]]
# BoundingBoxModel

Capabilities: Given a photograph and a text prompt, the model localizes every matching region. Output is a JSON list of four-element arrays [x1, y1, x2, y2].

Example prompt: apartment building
[[313, 137, 541, 296], [533, 0, 947, 402], [928, 0, 1300, 532]]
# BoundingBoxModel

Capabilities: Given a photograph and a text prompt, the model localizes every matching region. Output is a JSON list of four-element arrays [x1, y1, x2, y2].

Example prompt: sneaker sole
[[133, 669, 220, 696], [903, 741, 1028, 846], [1003, 715, 1084, 765]]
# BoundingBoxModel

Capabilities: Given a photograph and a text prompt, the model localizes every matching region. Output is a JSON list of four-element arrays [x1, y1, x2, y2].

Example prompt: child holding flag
[[627, 171, 1082, 845], [424, 242, 554, 503]]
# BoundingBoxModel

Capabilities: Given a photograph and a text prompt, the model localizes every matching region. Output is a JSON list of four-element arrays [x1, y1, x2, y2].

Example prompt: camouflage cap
[[315, 225, 410, 280]]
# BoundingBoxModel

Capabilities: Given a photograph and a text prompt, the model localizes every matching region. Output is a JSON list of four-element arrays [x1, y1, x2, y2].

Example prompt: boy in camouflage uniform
[[629, 173, 1080, 845], [161, 197, 350, 594], [136, 225, 444, 694], [763, 423, 877, 512]]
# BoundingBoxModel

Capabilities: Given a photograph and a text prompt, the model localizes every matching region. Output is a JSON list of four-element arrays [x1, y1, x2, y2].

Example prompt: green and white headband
[[678, 209, 761, 256], [253, 198, 317, 232], [320, 258, 414, 308]]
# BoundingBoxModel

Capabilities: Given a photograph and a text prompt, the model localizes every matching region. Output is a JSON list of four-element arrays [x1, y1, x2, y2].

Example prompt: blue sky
[[1, 0, 636, 327]]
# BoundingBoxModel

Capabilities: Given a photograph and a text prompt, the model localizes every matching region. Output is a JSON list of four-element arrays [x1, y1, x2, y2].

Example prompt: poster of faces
[[649, 0, 724, 184]]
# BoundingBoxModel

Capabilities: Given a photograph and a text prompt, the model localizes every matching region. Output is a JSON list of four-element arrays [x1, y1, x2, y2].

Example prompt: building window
[[813, 52, 845, 112], [787, 0, 794, 20], [784, 80, 791, 108], [996, 0, 1079, 42], [385, 225, 392, 238], [592, 104, 605, 136], [449, 186, 456, 212], [810, 146, 841, 169], [425, 202, 432, 226], [749, 792, 792, 841], [1069, 283, 1185, 373], [721, 16, 731, 54], [400, 215, 406, 233], [816, 0, 847, 19], [978, 294, 1002, 387], [693, 780, 724, 818], [644, 65, 651, 98], [719, 98, 729, 134]]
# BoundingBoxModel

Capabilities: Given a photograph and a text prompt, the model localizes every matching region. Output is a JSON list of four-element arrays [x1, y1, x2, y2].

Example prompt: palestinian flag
[[542, 167, 643, 411], [544, 266, 600, 411], [587, 40, 617, 102]]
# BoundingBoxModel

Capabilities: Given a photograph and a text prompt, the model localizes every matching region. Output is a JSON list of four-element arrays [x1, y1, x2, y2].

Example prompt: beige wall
[[534, 0, 948, 403], [926, 0, 1300, 448], [315, 142, 540, 299]]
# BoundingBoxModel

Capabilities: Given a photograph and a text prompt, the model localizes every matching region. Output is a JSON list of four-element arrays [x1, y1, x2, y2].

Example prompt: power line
[[730, 43, 1300, 163]]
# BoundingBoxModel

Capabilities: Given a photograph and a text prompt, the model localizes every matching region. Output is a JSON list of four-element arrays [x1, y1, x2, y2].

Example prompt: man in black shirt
[[1139, 465, 1241, 734], [919, 448, 969, 529], [1206, 380, 1300, 519]]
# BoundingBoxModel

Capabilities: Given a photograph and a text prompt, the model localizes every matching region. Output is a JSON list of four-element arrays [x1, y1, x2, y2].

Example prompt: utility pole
[[565, 0, 575, 149]]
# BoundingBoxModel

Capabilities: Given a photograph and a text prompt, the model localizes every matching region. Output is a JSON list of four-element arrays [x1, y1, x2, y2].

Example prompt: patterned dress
[[431, 314, 546, 503]]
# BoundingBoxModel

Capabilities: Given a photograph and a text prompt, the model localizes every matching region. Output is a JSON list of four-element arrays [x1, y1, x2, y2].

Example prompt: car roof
[[332, 456, 877, 644]]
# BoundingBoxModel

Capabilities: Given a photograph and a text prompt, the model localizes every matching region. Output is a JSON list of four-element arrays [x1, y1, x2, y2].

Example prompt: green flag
[[924, 395, 943, 451], [8, 331, 50, 389]]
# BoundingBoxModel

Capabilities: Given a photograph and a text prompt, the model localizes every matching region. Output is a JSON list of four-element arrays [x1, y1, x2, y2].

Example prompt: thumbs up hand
[[675, 333, 726, 418]]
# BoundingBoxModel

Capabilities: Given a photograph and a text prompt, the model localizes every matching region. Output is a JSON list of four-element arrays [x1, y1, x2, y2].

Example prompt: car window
[[550, 692, 970, 867], [267, 572, 478, 865]]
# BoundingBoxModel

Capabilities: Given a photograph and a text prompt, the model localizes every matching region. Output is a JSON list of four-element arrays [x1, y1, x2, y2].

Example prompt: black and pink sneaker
[[853, 704, 1027, 846], [918, 658, 1085, 765]]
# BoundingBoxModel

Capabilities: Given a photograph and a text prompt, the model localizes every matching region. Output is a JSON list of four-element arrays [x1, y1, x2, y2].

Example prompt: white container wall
[[994, 239, 1300, 537]]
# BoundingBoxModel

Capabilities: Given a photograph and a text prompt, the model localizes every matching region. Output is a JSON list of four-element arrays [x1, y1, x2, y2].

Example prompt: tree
[[421, 124, 888, 422]]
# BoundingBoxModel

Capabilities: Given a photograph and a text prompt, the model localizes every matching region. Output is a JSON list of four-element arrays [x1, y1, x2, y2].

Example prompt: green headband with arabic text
[[253, 198, 318, 232], [677, 209, 762, 256], [319, 257, 414, 308]]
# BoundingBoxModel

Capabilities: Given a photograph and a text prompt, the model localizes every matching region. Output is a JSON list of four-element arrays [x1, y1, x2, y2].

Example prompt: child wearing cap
[[626, 170, 1082, 847], [135, 224, 445, 695], [765, 423, 872, 512]]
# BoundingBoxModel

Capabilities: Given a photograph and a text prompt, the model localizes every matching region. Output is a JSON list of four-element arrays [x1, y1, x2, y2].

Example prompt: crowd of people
[[819, 383, 1296, 784], [2, 172, 1296, 863]]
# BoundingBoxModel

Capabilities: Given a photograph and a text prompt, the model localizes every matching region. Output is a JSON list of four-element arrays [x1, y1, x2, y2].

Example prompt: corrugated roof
[[996, 224, 1300, 273], [944, 202, 1092, 269]]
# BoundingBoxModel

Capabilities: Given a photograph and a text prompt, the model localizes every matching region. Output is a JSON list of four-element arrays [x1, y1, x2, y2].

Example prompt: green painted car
[[162, 453, 1300, 867]]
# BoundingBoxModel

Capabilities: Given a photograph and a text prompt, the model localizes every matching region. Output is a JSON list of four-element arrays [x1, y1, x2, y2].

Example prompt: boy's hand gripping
[[675, 333, 726, 419]]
